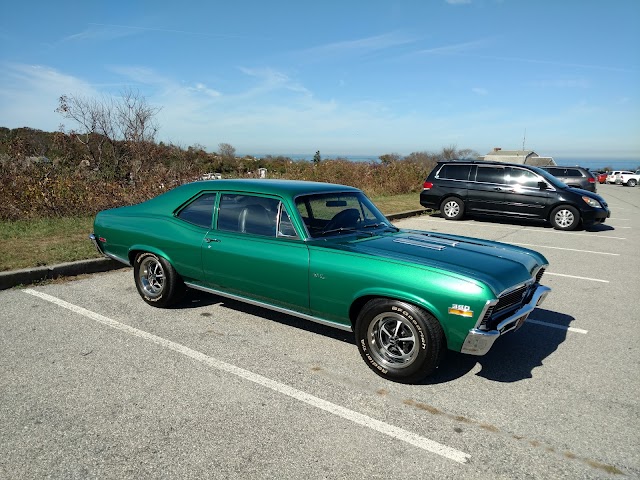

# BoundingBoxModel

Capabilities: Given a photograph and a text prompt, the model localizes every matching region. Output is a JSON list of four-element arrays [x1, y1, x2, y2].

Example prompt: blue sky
[[1, 0, 639, 160]]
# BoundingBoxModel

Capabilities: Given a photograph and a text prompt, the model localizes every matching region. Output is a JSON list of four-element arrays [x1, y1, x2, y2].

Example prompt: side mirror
[[538, 181, 548, 190]]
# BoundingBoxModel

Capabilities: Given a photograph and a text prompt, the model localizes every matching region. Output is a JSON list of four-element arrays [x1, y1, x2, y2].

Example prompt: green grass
[[0, 194, 425, 271], [371, 193, 423, 214], [0, 216, 100, 271]]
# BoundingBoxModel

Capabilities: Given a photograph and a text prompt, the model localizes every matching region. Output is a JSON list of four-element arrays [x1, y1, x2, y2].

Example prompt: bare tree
[[218, 143, 236, 160], [56, 89, 160, 175]]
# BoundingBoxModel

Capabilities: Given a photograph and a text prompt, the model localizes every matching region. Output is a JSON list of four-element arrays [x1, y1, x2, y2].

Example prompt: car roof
[[176, 179, 360, 199]]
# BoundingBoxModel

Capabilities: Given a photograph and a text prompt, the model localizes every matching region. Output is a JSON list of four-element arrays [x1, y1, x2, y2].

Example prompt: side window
[[507, 168, 541, 188], [438, 164, 471, 180], [476, 166, 506, 184], [217, 194, 279, 237], [176, 193, 216, 228], [566, 169, 581, 177]]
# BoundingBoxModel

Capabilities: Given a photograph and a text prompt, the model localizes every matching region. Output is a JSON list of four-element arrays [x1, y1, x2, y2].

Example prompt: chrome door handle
[[205, 238, 220, 243]]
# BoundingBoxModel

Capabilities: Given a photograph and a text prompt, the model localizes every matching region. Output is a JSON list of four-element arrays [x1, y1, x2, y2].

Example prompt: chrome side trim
[[460, 285, 551, 356], [184, 282, 354, 332], [107, 252, 131, 266]]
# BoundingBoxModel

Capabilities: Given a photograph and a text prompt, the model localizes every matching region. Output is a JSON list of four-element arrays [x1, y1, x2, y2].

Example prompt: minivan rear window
[[437, 164, 471, 180]]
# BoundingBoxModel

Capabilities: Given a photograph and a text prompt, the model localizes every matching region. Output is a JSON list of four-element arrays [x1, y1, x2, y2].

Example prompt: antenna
[[522, 128, 527, 151]]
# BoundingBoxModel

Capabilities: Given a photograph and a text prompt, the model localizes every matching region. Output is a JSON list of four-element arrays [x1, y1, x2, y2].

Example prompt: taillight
[[588, 177, 595, 183], [423, 181, 433, 190]]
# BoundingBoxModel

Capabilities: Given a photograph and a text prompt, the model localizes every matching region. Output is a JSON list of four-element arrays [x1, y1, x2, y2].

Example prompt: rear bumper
[[89, 233, 107, 257], [460, 285, 551, 356]]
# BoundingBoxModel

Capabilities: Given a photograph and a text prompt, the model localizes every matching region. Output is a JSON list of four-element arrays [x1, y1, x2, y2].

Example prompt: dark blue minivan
[[420, 160, 610, 230]]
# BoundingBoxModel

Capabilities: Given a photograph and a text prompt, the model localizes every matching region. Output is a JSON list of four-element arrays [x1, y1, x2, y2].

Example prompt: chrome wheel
[[138, 256, 165, 298], [366, 312, 419, 370], [554, 209, 575, 229]]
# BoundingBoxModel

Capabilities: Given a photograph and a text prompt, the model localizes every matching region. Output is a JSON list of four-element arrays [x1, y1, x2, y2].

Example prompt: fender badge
[[448, 304, 473, 317]]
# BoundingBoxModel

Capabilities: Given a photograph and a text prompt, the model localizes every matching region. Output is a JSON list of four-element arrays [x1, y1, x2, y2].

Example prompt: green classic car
[[90, 179, 550, 383]]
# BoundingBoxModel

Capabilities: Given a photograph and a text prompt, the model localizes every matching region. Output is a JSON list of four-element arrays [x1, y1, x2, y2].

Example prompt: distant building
[[482, 148, 556, 166]]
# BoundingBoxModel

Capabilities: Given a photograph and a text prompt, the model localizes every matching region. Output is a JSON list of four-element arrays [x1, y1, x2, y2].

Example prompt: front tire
[[134, 252, 184, 307], [440, 197, 465, 220], [550, 205, 580, 231], [355, 299, 445, 383], [627, 179, 637, 187]]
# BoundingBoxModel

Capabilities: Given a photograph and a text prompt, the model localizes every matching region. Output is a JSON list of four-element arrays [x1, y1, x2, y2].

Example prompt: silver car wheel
[[367, 312, 419, 370], [443, 201, 460, 218], [138, 256, 165, 298], [554, 209, 575, 229]]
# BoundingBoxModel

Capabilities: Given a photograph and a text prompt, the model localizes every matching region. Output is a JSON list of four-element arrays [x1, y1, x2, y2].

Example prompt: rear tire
[[627, 179, 637, 187], [440, 197, 465, 220], [355, 299, 445, 383], [134, 252, 185, 307], [550, 205, 580, 231]]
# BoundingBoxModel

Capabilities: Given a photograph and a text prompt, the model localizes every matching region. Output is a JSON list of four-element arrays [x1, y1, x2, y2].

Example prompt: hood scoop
[[393, 235, 459, 251]]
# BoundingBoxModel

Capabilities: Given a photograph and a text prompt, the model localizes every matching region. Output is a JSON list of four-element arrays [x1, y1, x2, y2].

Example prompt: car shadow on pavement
[[177, 289, 576, 384], [424, 308, 574, 384], [177, 288, 355, 344], [460, 214, 615, 232]]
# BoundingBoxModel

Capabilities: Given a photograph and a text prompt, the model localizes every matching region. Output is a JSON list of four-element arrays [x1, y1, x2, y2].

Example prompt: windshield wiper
[[359, 222, 400, 232], [316, 227, 358, 237]]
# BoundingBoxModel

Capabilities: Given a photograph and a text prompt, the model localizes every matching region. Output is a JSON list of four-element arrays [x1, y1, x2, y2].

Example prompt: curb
[[0, 257, 127, 291], [0, 209, 431, 290]]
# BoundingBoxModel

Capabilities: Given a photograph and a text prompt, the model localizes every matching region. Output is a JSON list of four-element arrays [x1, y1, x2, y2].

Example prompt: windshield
[[295, 191, 391, 238]]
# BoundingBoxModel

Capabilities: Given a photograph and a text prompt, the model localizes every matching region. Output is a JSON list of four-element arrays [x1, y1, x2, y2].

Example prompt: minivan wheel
[[550, 205, 580, 231], [440, 197, 465, 220]]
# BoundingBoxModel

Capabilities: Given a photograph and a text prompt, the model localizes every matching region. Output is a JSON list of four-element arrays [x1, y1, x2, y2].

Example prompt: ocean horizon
[[244, 153, 639, 171]]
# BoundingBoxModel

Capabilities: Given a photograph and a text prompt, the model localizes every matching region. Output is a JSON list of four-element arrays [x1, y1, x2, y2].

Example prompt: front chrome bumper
[[460, 285, 551, 356]]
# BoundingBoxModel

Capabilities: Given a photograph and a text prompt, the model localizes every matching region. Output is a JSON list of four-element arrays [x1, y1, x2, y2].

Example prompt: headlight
[[582, 196, 602, 208]]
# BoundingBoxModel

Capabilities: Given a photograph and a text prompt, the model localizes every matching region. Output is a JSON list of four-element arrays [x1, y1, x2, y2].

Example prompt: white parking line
[[511, 243, 619, 256], [527, 319, 588, 334], [422, 218, 626, 239], [545, 272, 609, 283], [23, 288, 470, 464]]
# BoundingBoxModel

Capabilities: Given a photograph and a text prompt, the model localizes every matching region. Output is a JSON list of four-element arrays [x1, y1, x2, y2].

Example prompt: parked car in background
[[596, 172, 608, 184], [420, 160, 611, 231], [607, 171, 634, 184], [616, 170, 640, 187], [538, 166, 597, 192], [90, 179, 551, 383]]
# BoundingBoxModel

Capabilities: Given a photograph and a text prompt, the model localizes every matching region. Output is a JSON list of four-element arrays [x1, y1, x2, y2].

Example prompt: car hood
[[318, 229, 548, 296]]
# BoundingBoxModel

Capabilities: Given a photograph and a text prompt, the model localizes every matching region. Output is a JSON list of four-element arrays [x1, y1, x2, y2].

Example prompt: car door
[[202, 192, 310, 312], [466, 165, 507, 214], [502, 167, 554, 219]]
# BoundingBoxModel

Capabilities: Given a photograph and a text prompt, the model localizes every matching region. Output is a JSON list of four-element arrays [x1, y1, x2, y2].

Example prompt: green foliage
[[0, 127, 475, 220]]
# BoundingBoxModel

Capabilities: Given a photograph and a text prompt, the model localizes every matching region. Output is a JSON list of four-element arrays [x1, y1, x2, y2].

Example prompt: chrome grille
[[536, 267, 545, 283]]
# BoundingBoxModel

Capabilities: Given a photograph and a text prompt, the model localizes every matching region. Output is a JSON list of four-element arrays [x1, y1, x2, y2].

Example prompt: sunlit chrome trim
[[460, 285, 551, 356], [89, 233, 106, 256], [184, 282, 353, 332]]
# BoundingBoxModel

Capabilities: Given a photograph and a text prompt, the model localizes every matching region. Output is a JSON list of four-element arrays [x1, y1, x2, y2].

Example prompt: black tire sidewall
[[355, 299, 444, 383], [550, 205, 580, 231], [134, 252, 181, 307], [441, 197, 464, 220]]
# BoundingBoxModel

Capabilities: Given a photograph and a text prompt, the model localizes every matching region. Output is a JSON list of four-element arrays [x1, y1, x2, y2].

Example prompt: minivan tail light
[[423, 181, 433, 190]]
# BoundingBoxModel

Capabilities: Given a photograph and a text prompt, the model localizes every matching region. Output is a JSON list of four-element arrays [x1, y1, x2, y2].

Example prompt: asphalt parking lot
[[1, 182, 638, 479]]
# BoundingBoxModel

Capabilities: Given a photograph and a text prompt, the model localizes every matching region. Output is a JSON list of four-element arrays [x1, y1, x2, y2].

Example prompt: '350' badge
[[448, 304, 473, 317]]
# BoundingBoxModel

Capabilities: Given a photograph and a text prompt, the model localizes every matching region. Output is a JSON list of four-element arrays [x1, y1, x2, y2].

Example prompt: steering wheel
[[323, 208, 361, 231]]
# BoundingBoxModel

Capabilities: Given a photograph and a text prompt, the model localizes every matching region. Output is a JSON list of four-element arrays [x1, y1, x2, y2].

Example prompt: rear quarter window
[[437, 164, 471, 180], [176, 193, 216, 228]]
